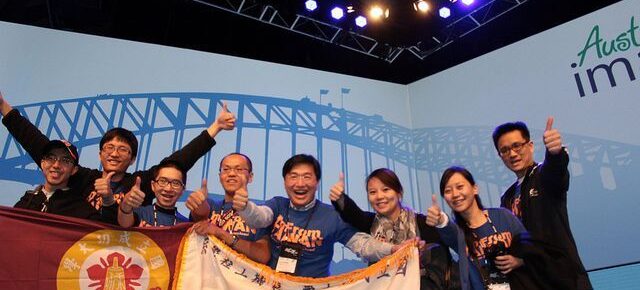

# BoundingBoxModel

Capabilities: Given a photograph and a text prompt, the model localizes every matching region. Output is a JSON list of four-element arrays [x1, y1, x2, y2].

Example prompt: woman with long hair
[[426, 166, 546, 290], [330, 168, 460, 290]]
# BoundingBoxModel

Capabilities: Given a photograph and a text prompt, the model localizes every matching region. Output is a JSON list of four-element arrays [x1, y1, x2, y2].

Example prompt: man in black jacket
[[492, 118, 592, 289], [1, 91, 236, 224], [14, 139, 105, 221]]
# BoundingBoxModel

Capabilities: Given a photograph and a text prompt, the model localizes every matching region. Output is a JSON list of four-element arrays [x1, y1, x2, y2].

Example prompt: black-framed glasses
[[499, 140, 530, 156], [42, 154, 75, 167], [102, 144, 131, 155], [285, 173, 315, 182], [154, 177, 184, 189], [220, 167, 249, 174]]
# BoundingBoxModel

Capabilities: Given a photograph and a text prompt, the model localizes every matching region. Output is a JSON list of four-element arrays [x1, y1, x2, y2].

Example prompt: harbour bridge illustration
[[0, 93, 637, 212]]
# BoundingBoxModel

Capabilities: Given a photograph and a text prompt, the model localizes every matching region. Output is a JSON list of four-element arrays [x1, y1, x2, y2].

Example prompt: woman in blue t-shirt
[[426, 166, 547, 290]]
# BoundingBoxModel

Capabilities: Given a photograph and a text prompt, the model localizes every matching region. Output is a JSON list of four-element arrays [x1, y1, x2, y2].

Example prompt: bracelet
[[229, 235, 239, 249], [119, 206, 132, 215]]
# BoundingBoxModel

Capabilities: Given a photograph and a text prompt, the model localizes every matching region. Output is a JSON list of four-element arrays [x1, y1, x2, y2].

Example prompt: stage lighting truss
[[192, 0, 528, 63]]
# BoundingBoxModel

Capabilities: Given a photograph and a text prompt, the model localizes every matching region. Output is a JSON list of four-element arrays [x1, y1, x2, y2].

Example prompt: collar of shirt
[[289, 199, 317, 211]]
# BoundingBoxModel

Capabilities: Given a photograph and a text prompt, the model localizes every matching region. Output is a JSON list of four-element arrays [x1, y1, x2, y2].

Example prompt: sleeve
[[2, 108, 51, 164], [331, 194, 375, 233], [237, 199, 276, 229], [345, 232, 393, 263], [540, 147, 570, 198], [416, 213, 442, 243]]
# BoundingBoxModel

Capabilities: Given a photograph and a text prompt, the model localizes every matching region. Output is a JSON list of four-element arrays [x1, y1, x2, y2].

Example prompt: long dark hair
[[366, 168, 404, 213], [439, 166, 484, 257]]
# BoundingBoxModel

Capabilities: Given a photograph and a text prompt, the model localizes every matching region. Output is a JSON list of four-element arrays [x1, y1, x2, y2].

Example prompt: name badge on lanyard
[[487, 283, 510, 290], [275, 241, 303, 274]]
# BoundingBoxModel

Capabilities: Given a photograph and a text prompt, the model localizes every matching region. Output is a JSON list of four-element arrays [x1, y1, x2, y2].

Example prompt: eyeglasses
[[498, 141, 530, 156], [102, 144, 131, 155], [42, 154, 75, 167], [154, 177, 184, 189], [285, 173, 315, 182], [220, 167, 250, 174]]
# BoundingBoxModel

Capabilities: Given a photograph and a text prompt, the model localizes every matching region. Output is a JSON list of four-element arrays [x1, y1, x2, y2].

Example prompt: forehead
[[288, 163, 315, 175], [45, 148, 72, 157], [103, 138, 132, 148], [367, 177, 385, 187], [497, 130, 526, 146], [157, 167, 183, 180], [221, 154, 249, 167], [446, 173, 469, 186]]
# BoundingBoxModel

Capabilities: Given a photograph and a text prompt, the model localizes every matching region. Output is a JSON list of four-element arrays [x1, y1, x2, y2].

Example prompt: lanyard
[[153, 203, 177, 226], [217, 199, 236, 232]]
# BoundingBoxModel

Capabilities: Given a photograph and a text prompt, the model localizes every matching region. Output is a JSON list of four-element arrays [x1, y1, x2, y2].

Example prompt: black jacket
[[14, 185, 112, 222], [501, 149, 591, 290], [3, 108, 217, 224]]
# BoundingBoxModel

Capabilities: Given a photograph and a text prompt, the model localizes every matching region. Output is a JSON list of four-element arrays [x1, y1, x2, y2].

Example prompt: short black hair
[[153, 160, 187, 184], [100, 127, 138, 158], [282, 154, 321, 180], [219, 152, 253, 173], [492, 121, 530, 151]]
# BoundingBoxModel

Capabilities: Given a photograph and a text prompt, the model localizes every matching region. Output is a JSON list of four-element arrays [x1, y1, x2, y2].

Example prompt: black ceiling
[[0, 0, 622, 84]]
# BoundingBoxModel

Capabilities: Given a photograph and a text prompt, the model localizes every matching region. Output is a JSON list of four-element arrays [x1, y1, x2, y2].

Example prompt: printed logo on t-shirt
[[472, 231, 513, 259], [86, 192, 125, 210], [271, 215, 324, 251], [209, 210, 256, 237]]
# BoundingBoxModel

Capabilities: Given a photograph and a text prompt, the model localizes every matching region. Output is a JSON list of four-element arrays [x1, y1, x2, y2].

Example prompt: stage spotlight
[[369, 5, 389, 20], [439, 7, 451, 18], [331, 7, 345, 20], [355, 15, 367, 27], [462, 0, 474, 5], [413, 1, 430, 13], [347, 5, 355, 13], [449, 0, 457, 3], [305, 0, 318, 11]]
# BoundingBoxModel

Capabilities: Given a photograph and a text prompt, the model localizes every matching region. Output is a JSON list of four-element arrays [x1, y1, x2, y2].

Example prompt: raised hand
[[0, 90, 12, 116], [122, 176, 145, 212], [94, 171, 115, 199], [186, 179, 210, 219], [216, 102, 236, 131], [426, 195, 443, 227], [329, 172, 345, 201], [232, 174, 249, 211], [543, 116, 563, 155]]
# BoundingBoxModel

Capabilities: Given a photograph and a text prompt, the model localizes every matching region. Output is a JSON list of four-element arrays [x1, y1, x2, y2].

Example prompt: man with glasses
[[118, 160, 189, 227], [187, 153, 270, 264], [492, 118, 591, 289], [233, 154, 407, 278], [0, 91, 235, 224], [14, 140, 104, 221]]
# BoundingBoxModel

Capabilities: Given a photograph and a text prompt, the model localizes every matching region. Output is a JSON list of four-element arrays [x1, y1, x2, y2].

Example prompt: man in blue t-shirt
[[188, 153, 270, 264], [235, 154, 405, 278], [118, 160, 189, 227]]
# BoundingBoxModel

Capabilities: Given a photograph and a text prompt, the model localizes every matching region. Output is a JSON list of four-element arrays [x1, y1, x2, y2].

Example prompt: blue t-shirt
[[264, 196, 358, 278], [134, 204, 188, 227], [205, 198, 265, 242]]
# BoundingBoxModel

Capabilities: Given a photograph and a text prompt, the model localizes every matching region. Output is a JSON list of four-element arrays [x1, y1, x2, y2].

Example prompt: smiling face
[[442, 172, 479, 215], [151, 167, 185, 209], [99, 138, 134, 175], [497, 130, 534, 177], [367, 177, 401, 219], [284, 163, 318, 208], [219, 154, 253, 196], [41, 148, 78, 192]]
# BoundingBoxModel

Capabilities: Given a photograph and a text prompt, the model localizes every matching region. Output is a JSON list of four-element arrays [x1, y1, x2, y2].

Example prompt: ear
[[472, 184, 479, 196], [247, 172, 254, 183], [151, 180, 157, 193], [71, 165, 79, 176]]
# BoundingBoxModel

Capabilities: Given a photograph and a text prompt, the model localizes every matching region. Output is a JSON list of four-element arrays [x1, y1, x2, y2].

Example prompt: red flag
[[0, 206, 189, 290]]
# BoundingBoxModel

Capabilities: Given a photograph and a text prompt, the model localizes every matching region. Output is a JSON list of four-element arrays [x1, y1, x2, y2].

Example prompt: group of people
[[0, 91, 591, 289]]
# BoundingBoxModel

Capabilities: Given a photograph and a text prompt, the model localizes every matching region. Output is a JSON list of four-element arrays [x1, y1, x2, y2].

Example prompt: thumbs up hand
[[543, 116, 563, 155], [232, 175, 249, 211], [426, 195, 444, 227], [329, 172, 346, 202], [216, 102, 236, 131], [95, 171, 116, 199], [122, 176, 145, 212], [187, 179, 211, 220]]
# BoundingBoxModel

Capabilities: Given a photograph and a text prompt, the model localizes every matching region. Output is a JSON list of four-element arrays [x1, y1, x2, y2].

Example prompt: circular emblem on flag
[[56, 229, 169, 290]]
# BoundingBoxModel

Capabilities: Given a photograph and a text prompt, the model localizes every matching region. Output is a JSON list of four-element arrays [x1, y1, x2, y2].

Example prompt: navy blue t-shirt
[[134, 204, 188, 227], [264, 196, 358, 278], [205, 198, 265, 242]]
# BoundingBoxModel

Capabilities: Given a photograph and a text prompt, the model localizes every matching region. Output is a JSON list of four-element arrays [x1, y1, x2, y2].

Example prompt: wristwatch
[[229, 235, 239, 249]]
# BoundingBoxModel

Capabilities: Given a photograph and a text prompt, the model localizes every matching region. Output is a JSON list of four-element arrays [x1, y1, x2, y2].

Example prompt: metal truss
[[192, 0, 527, 63]]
